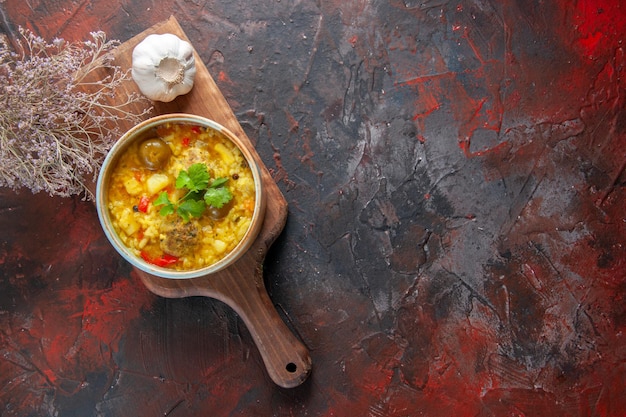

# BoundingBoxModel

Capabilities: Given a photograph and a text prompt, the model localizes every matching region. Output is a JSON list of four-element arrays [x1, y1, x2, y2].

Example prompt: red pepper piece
[[140, 251, 179, 267], [191, 125, 201, 134], [140, 251, 152, 263], [182, 137, 190, 147], [137, 195, 150, 213]]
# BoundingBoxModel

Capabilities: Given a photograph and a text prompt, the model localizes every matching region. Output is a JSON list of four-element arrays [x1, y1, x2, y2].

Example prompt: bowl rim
[[96, 113, 266, 279]]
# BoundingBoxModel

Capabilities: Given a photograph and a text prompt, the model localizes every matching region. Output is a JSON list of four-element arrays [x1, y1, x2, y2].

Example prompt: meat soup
[[106, 122, 256, 271]]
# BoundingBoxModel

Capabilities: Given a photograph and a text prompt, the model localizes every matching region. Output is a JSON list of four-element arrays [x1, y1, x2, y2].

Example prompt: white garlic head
[[131, 33, 197, 102]]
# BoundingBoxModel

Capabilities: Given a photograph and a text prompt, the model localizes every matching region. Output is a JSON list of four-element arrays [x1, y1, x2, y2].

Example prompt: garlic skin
[[131, 33, 197, 102]]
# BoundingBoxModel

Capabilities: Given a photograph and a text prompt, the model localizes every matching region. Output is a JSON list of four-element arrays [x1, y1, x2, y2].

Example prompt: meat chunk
[[159, 218, 198, 257]]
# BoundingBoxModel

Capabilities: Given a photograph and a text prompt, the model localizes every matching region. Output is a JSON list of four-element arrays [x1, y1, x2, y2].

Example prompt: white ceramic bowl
[[96, 114, 266, 279]]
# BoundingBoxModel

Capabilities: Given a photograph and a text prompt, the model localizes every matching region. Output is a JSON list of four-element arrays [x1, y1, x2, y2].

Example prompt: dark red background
[[1, 0, 625, 416]]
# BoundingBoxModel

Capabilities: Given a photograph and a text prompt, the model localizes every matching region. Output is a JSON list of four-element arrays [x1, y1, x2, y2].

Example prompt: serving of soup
[[105, 121, 257, 272]]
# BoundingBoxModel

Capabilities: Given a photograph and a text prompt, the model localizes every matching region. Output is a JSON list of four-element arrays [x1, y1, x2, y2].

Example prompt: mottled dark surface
[[1, 0, 625, 416]]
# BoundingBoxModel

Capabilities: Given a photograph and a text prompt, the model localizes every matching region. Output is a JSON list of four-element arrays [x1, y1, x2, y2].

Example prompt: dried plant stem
[[0, 28, 152, 200]]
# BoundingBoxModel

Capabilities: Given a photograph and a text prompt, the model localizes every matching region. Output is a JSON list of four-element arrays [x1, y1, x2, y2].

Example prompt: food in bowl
[[102, 118, 260, 273]]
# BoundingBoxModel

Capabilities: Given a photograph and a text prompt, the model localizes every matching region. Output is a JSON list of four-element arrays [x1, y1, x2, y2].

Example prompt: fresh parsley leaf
[[160, 205, 176, 217], [210, 177, 229, 188], [155, 164, 234, 221], [177, 199, 206, 222], [176, 163, 209, 192], [181, 190, 204, 203], [154, 191, 171, 206], [204, 179, 233, 208], [154, 191, 175, 216]]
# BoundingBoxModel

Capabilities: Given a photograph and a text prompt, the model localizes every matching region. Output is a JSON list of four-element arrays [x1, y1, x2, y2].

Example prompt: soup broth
[[107, 122, 256, 271]]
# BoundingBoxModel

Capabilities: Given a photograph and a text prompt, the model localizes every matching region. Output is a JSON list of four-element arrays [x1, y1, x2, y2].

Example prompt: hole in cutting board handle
[[286, 362, 297, 373]]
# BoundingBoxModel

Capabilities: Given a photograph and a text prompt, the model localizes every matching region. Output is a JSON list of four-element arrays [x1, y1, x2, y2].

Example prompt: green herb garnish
[[155, 163, 233, 222], [175, 163, 210, 193]]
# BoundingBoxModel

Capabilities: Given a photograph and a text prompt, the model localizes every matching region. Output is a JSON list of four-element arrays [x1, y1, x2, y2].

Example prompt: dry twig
[[0, 28, 152, 200]]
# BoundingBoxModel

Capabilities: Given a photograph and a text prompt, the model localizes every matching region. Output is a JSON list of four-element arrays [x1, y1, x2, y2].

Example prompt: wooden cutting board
[[87, 16, 311, 389]]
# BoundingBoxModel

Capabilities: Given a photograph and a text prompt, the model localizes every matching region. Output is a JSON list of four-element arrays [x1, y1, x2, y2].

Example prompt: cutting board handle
[[212, 268, 312, 388], [137, 265, 312, 389]]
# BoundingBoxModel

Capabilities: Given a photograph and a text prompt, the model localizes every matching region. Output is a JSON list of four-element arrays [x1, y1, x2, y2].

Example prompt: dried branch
[[0, 28, 152, 200]]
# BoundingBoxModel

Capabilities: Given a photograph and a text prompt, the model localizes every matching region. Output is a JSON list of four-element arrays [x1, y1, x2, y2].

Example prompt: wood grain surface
[[88, 16, 311, 389]]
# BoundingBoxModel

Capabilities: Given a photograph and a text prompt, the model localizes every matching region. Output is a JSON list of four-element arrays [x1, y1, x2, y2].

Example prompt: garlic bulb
[[131, 33, 197, 102]]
